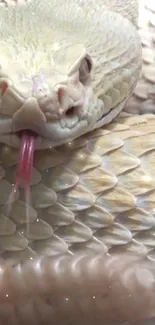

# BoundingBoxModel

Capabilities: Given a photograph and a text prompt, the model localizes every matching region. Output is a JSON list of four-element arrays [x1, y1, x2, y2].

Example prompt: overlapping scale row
[[125, 0, 155, 115], [0, 114, 155, 264]]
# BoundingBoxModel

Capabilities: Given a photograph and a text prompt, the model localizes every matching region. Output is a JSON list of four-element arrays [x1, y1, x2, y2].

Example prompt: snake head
[[0, 44, 101, 149], [0, 1, 142, 150]]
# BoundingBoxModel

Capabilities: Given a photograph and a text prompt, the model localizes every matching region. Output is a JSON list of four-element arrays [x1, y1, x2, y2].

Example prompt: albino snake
[[0, 0, 155, 324]]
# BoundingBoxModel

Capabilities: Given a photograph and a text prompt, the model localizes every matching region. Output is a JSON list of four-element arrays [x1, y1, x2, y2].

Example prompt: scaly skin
[[0, 0, 141, 148], [0, 1, 154, 325]]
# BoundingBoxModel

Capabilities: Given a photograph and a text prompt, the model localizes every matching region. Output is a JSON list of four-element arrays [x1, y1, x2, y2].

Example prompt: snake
[[0, 0, 155, 324]]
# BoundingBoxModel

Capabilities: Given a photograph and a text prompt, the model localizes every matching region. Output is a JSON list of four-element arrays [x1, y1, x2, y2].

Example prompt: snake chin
[[0, 95, 121, 150], [0, 119, 89, 149]]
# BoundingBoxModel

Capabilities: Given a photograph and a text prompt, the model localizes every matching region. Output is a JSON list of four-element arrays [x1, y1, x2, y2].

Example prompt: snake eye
[[79, 55, 92, 84]]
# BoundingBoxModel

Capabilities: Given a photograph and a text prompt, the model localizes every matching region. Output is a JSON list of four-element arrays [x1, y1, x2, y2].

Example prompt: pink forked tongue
[[7, 131, 36, 214]]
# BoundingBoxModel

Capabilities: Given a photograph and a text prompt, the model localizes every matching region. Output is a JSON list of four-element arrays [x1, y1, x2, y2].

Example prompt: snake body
[[0, 0, 155, 324]]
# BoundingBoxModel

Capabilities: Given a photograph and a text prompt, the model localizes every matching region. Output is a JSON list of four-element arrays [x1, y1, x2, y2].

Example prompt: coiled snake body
[[0, 0, 154, 324]]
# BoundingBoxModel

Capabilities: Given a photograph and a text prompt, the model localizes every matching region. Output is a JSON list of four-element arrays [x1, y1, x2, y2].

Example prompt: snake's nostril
[[57, 87, 65, 106], [65, 106, 76, 117], [0, 80, 8, 95]]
